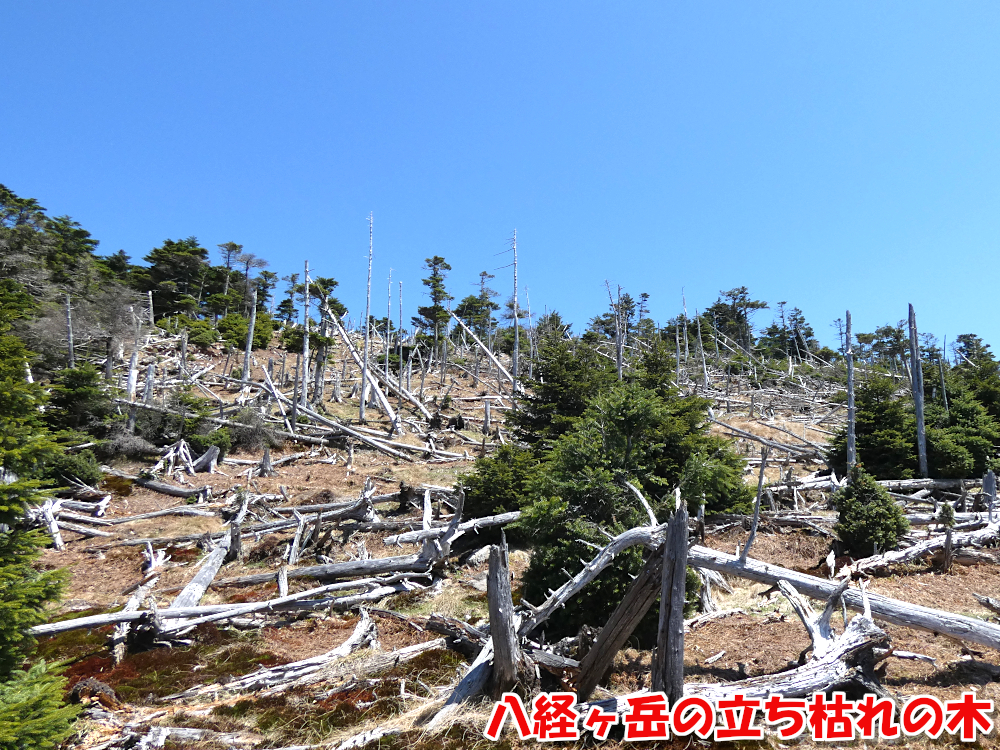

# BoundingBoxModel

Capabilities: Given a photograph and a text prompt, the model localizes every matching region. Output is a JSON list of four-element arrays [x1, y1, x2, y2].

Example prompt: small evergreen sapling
[[833, 464, 910, 558], [937, 501, 956, 531]]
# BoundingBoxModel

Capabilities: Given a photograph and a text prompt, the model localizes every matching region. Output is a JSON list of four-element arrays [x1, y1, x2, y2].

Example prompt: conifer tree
[[412, 256, 452, 359], [0, 279, 77, 749]]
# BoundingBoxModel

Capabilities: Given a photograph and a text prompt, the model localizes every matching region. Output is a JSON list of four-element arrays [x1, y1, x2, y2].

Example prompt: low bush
[[833, 464, 910, 558], [188, 427, 232, 460]]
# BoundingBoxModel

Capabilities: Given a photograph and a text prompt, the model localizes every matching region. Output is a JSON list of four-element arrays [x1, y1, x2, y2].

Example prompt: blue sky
[[3, 2, 1000, 350]]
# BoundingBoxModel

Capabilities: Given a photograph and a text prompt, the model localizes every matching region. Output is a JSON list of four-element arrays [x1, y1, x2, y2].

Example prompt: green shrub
[[188, 428, 232, 460], [43, 365, 110, 433], [0, 662, 77, 750], [458, 445, 536, 519], [937, 502, 955, 529], [40, 449, 102, 487], [833, 464, 910, 558], [218, 312, 275, 351], [217, 314, 249, 349], [162, 315, 218, 348]]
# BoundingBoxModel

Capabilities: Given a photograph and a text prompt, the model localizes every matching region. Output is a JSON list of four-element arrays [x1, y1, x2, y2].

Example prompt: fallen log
[[56, 521, 112, 538], [425, 637, 494, 731], [102, 467, 210, 500], [31, 576, 419, 636], [164, 535, 231, 629], [111, 578, 157, 664], [974, 593, 1000, 617], [384, 511, 521, 545], [688, 544, 1000, 651], [111, 399, 333, 447], [576, 548, 663, 701], [516, 523, 1000, 651], [708, 414, 820, 458], [210, 554, 430, 588], [166, 610, 380, 699], [582, 579, 888, 719], [840, 522, 999, 576]]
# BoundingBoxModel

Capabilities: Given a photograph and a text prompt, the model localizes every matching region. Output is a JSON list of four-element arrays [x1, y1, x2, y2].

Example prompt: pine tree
[[0, 280, 77, 749], [412, 256, 452, 358], [834, 464, 910, 557]]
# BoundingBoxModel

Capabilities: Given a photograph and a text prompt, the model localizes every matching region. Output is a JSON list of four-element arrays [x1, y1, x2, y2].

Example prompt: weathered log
[[708, 414, 819, 458], [515, 522, 1000, 652], [652, 505, 688, 704], [425, 637, 494, 731], [738, 447, 768, 564], [38, 500, 65, 551], [102, 506, 217, 525], [56, 521, 112, 538], [518, 524, 667, 637], [112, 398, 332, 447], [839, 522, 999, 576], [165, 535, 231, 629], [211, 553, 430, 588], [583, 581, 888, 718], [973, 593, 1000, 617], [488, 533, 526, 695], [384, 511, 521, 545], [102, 467, 210, 500], [688, 544, 1000, 650], [111, 578, 157, 664], [576, 548, 663, 701]]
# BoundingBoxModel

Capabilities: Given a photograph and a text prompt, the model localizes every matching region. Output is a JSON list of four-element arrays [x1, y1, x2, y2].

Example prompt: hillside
[[28, 326, 1000, 749]]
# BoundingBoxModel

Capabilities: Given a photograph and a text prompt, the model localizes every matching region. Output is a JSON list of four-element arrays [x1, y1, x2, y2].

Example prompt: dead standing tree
[[846, 309, 856, 470], [360, 213, 373, 423], [908, 303, 928, 477]]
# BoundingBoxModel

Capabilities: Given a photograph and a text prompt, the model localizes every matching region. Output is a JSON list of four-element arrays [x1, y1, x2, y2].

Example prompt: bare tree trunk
[[360, 215, 373, 422], [440, 305, 449, 386], [846, 310, 856, 471], [674, 323, 681, 384], [739, 447, 769, 564], [576, 548, 663, 701], [488, 533, 525, 695], [242, 288, 257, 384], [696, 313, 708, 389], [290, 356, 299, 434], [938, 345, 949, 419], [908, 303, 928, 477], [398, 281, 404, 421], [652, 505, 688, 704], [386, 269, 392, 381], [512, 231, 519, 395], [301, 260, 310, 407], [64, 294, 75, 368], [105, 336, 114, 380]]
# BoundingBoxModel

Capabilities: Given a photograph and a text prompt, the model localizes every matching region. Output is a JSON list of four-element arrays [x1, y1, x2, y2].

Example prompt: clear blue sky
[[4, 2, 1000, 351]]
